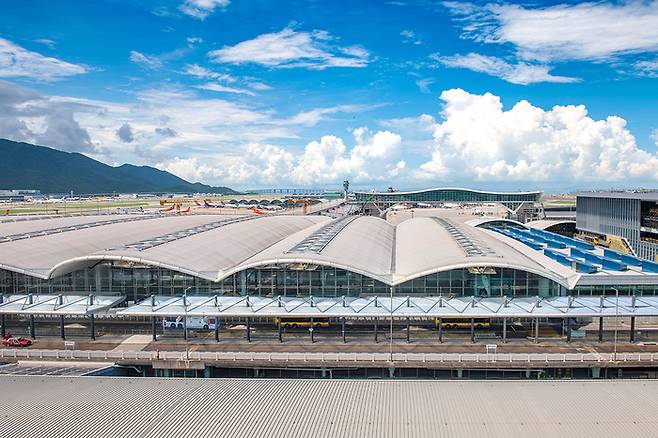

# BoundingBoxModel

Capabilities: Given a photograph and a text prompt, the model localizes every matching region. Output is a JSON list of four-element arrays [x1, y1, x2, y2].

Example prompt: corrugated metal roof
[[0, 376, 656, 438]]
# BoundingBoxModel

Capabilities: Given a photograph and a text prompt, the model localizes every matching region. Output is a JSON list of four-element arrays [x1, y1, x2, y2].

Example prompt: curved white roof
[[2, 213, 656, 289], [354, 187, 541, 196]]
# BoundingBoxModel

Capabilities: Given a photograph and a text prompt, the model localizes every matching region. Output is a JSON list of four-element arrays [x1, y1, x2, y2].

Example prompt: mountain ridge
[[0, 138, 238, 195]]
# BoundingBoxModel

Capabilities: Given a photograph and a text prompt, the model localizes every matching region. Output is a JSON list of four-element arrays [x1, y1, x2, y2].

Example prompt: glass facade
[[573, 284, 658, 296], [3, 263, 657, 301], [354, 189, 539, 204], [396, 268, 560, 297]]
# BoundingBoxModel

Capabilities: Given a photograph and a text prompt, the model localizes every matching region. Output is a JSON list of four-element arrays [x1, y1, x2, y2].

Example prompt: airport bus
[[162, 316, 216, 330], [434, 318, 491, 329], [273, 317, 330, 328]]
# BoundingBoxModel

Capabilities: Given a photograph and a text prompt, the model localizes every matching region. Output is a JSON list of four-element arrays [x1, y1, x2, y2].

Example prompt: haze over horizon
[[1, 0, 658, 192]]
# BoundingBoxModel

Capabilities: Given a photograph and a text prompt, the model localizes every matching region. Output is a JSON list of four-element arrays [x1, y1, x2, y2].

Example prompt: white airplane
[[415, 202, 432, 208], [259, 204, 284, 211], [390, 203, 410, 210], [237, 203, 252, 209]]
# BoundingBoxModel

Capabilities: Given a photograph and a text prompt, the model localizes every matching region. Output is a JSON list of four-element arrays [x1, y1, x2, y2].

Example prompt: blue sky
[[0, 0, 657, 192]]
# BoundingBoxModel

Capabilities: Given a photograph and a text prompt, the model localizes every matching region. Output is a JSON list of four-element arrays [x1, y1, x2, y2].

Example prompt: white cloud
[[129, 51, 162, 69], [418, 88, 658, 183], [634, 58, 658, 77], [444, 1, 658, 63], [195, 82, 256, 96], [209, 28, 370, 70], [433, 52, 579, 85], [179, 0, 230, 20], [415, 78, 435, 93], [285, 104, 380, 127], [291, 129, 404, 184], [183, 64, 236, 82], [0, 38, 87, 81], [245, 81, 272, 91], [400, 30, 422, 45], [158, 128, 405, 186]]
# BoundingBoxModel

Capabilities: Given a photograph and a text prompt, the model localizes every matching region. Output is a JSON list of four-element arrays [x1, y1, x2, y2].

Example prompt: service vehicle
[[162, 316, 216, 330]]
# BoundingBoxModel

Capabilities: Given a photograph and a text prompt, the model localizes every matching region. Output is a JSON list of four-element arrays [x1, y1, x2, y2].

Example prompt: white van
[[162, 316, 216, 330]]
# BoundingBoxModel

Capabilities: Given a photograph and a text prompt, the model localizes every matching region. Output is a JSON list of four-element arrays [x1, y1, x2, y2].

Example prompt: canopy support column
[[310, 317, 315, 343], [183, 316, 188, 341], [566, 318, 572, 343], [28, 294, 35, 339], [0, 296, 5, 338], [341, 317, 346, 343], [59, 315, 65, 340], [470, 318, 475, 343], [438, 318, 443, 343], [406, 318, 410, 343], [215, 317, 220, 342], [630, 317, 636, 342], [374, 318, 378, 343], [151, 317, 157, 341], [598, 317, 604, 343], [150, 295, 157, 342], [246, 318, 251, 342], [502, 318, 507, 343], [534, 318, 539, 344], [90, 314, 96, 341], [277, 318, 282, 343]]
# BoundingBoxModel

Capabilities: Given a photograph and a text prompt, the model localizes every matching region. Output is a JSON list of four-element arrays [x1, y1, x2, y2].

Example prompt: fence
[[1, 348, 657, 365]]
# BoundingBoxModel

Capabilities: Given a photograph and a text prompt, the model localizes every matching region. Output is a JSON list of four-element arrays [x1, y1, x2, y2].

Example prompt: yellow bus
[[435, 318, 491, 329], [273, 317, 330, 328]]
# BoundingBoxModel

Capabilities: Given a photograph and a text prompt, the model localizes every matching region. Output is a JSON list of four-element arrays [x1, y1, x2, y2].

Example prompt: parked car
[[2, 337, 32, 347]]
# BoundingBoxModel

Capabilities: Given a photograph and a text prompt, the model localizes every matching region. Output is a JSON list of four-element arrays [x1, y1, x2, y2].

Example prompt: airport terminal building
[[2, 213, 658, 332], [353, 188, 544, 222]]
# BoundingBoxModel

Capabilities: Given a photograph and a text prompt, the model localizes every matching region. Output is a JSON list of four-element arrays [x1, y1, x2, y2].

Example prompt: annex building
[[353, 187, 543, 222], [577, 191, 658, 261]]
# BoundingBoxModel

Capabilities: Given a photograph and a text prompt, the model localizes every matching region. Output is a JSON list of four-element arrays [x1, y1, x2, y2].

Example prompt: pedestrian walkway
[[110, 334, 153, 352]]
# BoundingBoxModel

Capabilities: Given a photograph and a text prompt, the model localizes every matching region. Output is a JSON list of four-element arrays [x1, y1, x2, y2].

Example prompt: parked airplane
[[202, 199, 224, 208], [258, 204, 284, 211]]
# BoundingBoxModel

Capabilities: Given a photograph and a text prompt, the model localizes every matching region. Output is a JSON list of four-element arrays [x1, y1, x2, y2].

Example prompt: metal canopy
[[0, 294, 125, 315], [117, 294, 658, 319]]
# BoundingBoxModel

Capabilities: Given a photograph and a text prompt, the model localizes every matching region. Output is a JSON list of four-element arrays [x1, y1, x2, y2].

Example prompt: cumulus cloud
[[418, 88, 658, 183], [158, 128, 405, 186], [433, 53, 579, 85], [116, 123, 135, 143], [0, 38, 87, 81], [179, 0, 230, 20], [0, 80, 96, 153], [209, 28, 370, 69], [443, 1, 658, 63]]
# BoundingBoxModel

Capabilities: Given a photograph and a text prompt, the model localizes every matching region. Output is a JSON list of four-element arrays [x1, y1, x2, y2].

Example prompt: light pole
[[389, 286, 394, 363], [612, 287, 619, 363], [183, 286, 193, 361]]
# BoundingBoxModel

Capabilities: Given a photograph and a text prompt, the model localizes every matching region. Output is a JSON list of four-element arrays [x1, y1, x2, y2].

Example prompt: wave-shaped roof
[[1, 213, 656, 288]]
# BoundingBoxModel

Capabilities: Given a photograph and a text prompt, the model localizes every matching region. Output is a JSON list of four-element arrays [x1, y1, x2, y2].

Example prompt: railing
[[1, 348, 657, 365]]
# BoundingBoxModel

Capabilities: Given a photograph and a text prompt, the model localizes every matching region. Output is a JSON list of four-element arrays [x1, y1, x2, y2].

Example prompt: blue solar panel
[[570, 248, 628, 271], [642, 259, 658, 273], [603, 248, 643, 266]]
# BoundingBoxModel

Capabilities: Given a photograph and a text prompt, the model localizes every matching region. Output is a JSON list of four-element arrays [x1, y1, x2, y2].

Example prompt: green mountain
[[0, 139, 239, 195]]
